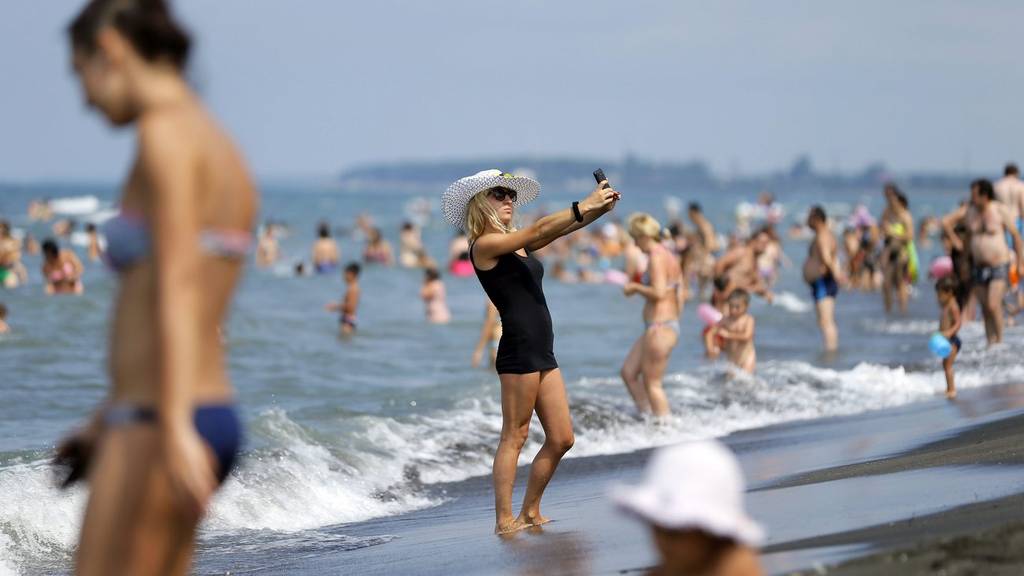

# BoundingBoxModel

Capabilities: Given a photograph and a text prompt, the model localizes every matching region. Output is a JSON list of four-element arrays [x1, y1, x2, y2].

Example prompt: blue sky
[[1, 0, 1021, 180]]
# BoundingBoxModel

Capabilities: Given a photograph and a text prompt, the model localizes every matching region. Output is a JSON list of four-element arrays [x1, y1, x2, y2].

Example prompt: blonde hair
[[627, 212, 661, 240], [465, 188, 513, 241]]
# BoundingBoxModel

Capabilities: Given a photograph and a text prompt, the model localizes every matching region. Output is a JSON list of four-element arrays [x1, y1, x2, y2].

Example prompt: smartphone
[[593, 169, 609, 189]]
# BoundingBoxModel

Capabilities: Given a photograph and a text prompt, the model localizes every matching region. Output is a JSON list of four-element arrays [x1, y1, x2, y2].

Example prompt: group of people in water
[[2, 1, 1022, 574], [0, 218, 92, 294]]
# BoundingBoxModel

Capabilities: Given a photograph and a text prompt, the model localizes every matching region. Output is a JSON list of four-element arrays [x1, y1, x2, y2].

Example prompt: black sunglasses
[[489, 188, 517, 203]]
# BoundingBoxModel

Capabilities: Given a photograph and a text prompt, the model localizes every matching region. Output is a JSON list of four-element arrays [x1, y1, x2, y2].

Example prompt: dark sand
[[198, 383, 1024, 575]]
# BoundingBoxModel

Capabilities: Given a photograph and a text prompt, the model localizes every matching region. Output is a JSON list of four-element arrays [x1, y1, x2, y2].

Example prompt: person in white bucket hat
[[443, 168, 619, 534], [611, 440, 765, 576]]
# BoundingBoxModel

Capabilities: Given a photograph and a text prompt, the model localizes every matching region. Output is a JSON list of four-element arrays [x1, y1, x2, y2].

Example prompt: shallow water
[[0, 179, 1015, 574]]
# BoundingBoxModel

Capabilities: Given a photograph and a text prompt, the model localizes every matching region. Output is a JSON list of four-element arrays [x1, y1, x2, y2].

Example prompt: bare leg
[[77, 430, 143, 576], [493, 372, 540, 533], [642, 327, 677, 417], [77, 426, 213, 576], [816, 297, 838, 351], [881, 254, 894, 313], [896, 257, 909, 314], [517, 369, 574, 526], [943, 347, 957, 399], [620, 335, 649, 412], [987, 280, 1007, 344], [131, 435, 206, 576]]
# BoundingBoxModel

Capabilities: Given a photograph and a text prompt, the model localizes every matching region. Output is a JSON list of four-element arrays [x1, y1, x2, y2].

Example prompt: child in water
[[421, 267, 451, 324], [936, 277, 962, 399], [0, 303, 8, 334], [711, 289, 756, 374], [703, 276, 730, 359], [325, 263, 361, 336]]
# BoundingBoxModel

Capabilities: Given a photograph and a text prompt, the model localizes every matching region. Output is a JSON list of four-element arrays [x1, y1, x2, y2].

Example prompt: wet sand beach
[[193, 382, 1024, 575]]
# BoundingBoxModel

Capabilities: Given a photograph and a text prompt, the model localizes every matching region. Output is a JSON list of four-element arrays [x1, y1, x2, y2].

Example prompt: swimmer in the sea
[[0, 220, 27, 289], [0, 303, 9, 334], [85, 222, 102, 262], [710, 289, 756, 374], [255, 222, 279, 268], [41, 238, 85, 295], [399, 221, 424, 268], [312, 221, 340, 274], [326, 262, 361, 336], [363, 227, 394, 266], [421, 267, 451, 324], [935, 277, 962, 399]]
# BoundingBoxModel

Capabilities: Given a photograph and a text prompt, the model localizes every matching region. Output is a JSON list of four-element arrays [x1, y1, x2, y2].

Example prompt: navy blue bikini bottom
[[104, 403, 242, 483]]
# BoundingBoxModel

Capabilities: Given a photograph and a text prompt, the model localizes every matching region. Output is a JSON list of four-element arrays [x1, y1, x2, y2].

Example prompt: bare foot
[[518, 511, 551, 527], [946, 389, 957, 400], [495, 518, 529, 535]]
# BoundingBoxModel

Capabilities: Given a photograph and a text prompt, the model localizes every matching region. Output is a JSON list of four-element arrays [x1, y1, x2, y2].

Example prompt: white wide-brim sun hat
[[610, 439, 765, 547], [442, 169, 540, 230]]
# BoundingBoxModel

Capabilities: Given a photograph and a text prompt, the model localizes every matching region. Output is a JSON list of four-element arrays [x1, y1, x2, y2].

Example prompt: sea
[[2, 178, 1021, 575]]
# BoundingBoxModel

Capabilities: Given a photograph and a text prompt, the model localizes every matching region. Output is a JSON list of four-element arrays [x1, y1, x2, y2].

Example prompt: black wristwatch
[[572, 201, 583, 222]]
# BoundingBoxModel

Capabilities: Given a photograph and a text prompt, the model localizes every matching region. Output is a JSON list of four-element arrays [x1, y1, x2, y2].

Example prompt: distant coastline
[[0, 156, 981, 194], [338, 154, 977, 193]]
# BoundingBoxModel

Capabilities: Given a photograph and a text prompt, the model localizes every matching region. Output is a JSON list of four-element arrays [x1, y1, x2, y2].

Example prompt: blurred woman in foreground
[[55, 1, 257, 573]]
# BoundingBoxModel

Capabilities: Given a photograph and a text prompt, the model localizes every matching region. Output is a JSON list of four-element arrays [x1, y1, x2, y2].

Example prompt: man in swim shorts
[[942, 179, 1024, 345], [803, 206, 840, 352]]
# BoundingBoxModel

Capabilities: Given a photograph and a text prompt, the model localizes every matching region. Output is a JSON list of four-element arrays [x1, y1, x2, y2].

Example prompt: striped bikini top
[[102, 211, 252, 272]]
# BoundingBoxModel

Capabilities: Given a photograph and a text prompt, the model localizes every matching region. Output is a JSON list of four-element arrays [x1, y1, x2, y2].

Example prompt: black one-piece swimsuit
[[471, 245, 557, 375]]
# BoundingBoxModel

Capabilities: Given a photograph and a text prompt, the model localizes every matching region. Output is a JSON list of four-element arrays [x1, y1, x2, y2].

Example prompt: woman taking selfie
[[443, 169, 618, 534]]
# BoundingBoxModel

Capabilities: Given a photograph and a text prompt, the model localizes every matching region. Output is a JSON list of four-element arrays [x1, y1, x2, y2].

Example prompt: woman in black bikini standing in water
[[444, 169, 618, 534], [55, 1, 257, 573]]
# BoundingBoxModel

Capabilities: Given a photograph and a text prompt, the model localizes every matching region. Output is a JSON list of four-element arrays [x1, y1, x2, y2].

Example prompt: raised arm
[[940, 204, 968, 252], [144, 116, 216, 514], [531, 182, 619, 250], [473, 182, 618, 264]]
